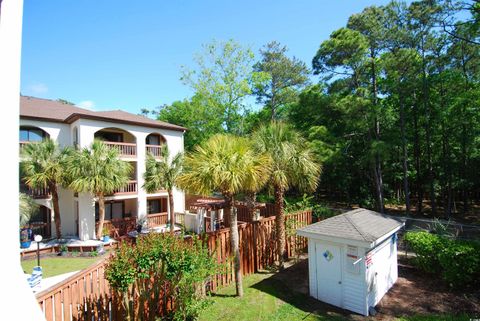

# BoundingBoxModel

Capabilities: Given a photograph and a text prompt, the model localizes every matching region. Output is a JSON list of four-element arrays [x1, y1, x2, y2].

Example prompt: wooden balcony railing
[[20, 184, 51, 199], [112, 180, 137, 194], [19, 141, 30, 149], [104, 141, 137, 157], [147, 212, 168, 226], [146, 144, 163, 158]]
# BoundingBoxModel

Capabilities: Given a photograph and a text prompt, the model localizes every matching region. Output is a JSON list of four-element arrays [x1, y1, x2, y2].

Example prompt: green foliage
[[20, 139, 72, 239], [253, 41, 310, 120], [178, 134, 271, 197], [105, 233, 218, 320], [437, 240, 480, 288], [156, 96, 224, 151], [181, 39, 255, 134], [65, 140, 132, 239], [90, 250, 98, 257], [404, 231, 445, 273], [59, 244, 68, 252], [283, 194, 335, 221], [19, 193, 39, 227], [404, 231, 480, 288]]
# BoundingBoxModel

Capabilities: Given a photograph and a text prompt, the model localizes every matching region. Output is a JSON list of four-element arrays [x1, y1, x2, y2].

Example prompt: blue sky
[[21, 0, 397, 114]]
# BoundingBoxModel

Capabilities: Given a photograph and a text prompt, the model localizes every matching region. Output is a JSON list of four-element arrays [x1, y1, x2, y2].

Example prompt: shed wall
[[366, 234, 398, 308], [342, 245, 368, 315]]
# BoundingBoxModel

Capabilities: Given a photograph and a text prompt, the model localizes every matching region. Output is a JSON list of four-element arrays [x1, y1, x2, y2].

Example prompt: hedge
[[404, 231, 480, 289]]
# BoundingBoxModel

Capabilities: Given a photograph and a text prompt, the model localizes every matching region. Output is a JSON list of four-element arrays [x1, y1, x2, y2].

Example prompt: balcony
[[111, 180, 137, 195], [146, 144, 163, 158], [20, 183, 51, 199], [104, 142, 137, 158]]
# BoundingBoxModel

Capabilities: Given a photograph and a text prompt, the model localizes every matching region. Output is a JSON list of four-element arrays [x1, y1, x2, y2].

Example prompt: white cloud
[[29, 83, 48, 94], [76, 100, 95, 110]]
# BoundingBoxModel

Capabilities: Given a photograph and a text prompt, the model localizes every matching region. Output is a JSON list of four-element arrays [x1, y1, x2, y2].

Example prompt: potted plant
[[20, 225, 33, 249], [59, 244, 68, 256], [136, 216, 147, 233], [102, 226, 110, 243]]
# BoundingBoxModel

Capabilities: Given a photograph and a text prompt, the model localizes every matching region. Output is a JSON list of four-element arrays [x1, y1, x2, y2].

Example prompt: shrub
[[404, 231, 446, 273], [105, 233, 218, 321], [438, 240, 480, 288], [312, 204, 335, 220], [404, 231, 480, 289]]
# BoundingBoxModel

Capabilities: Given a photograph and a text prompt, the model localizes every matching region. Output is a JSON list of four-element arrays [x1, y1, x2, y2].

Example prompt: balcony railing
[[19, 141, 30, 149], [104, 142, 137, 157], [20, 184, 51, 199], [111, 180, 137, 195], [146, 144, 163, 158]]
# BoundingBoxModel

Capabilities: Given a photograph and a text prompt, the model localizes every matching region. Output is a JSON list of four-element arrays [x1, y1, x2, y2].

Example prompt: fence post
[[253, 221, 258, 273]]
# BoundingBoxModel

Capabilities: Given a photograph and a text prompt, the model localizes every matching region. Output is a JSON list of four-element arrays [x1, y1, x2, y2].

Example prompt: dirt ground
[[270, 255, 480, 319]]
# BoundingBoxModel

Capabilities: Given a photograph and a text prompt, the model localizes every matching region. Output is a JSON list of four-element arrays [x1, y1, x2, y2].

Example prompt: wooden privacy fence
[[36, 258, 111, 321], [202, 210, 312, 292], [235, 203, 276, 223], [36, 209, 312, 321]]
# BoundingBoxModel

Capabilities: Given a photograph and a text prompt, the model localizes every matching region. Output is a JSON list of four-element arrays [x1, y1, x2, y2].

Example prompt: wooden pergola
[[189, 198, 267, 231]]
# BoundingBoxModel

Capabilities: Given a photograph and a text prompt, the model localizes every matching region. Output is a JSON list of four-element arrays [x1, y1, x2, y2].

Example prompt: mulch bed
[[272, 256, 480, 319], [375, 259, 480, 319]]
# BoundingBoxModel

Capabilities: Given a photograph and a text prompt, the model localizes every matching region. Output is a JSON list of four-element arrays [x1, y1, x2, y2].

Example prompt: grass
[[198, 273, 475, 321], [198, 273, 347, 321], [21, 256, 102, 278]]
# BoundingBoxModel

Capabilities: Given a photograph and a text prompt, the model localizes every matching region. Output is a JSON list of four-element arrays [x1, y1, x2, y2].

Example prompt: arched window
[[73, 127, 79, 149], [19, 126, 48, 142]]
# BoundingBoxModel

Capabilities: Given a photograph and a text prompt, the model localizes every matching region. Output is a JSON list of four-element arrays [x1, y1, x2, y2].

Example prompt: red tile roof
[[20, 96, 186, 132]]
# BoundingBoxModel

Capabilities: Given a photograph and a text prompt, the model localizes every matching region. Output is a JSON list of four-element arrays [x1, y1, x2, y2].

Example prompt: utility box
[[297, 208, 404, 316]]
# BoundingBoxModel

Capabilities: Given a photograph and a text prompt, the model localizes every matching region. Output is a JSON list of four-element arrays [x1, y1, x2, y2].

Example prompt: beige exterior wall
[[20, 114, 185, 240]]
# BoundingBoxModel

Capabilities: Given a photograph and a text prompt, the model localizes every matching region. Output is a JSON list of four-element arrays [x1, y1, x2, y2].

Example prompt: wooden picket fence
[[36, 209, 312, 321]]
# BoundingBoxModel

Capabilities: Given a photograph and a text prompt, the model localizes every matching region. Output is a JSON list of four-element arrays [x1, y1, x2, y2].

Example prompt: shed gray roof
[[297, 208, 404, 243]]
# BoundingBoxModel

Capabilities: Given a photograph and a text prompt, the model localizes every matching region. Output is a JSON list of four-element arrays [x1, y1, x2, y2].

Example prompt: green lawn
[[198, 273, 473, 321], [198, 273, 347, 321], [21, 256, 102, 278]]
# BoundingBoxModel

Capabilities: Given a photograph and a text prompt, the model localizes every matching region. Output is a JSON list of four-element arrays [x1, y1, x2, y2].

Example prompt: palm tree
[[177, 134, 270, 297], [253, 122, 321, 268], [19, 193, 39, 227], [21, 139, 70, 239], [143, 146, 183, 234], [65, 140, 132, 239]]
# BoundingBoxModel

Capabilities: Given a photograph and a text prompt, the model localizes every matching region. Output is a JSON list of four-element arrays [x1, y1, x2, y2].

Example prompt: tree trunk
[[168, 190, 175, 234], [421, 44, 436, 216], [399, 92, 411, 215], [274, 184, 286, 269], [371, 47, 384, 214], [245, 191, 257, 220], [96, 194, 105, 239], [225, 194, 243, 297], [373, 156, 384, 214], [413, 98, 423, 215], [50, 183, 62, 239]]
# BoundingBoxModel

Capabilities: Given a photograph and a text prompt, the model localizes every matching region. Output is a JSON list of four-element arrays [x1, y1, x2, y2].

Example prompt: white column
[[136, 133, 147, 219], [78, 193, 95, 240]]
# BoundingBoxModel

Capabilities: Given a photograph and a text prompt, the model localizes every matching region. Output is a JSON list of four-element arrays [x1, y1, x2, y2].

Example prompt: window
[[73, 127, 79, 148], [94, 131, 123, 142], [20, 127, 47, 142], [148, 198, 167, 214], [95, 201, 125, 221], [146, 134, 165, 145]]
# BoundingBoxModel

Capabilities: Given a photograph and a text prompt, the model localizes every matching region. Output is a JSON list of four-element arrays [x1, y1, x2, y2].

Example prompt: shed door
[[315, 241, 342, 307]]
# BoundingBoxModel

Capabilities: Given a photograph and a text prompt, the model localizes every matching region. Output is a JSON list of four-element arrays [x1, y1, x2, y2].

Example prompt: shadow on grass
[[209, 293, 237, 298], [251, 260, 354, 321]]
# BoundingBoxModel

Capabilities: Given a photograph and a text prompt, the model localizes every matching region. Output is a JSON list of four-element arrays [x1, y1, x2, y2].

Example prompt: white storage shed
[[297, 208, 404, 316]]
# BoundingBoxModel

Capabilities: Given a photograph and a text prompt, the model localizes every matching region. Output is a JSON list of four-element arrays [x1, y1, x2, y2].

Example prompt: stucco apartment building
[[20, 96, 186, 241]]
